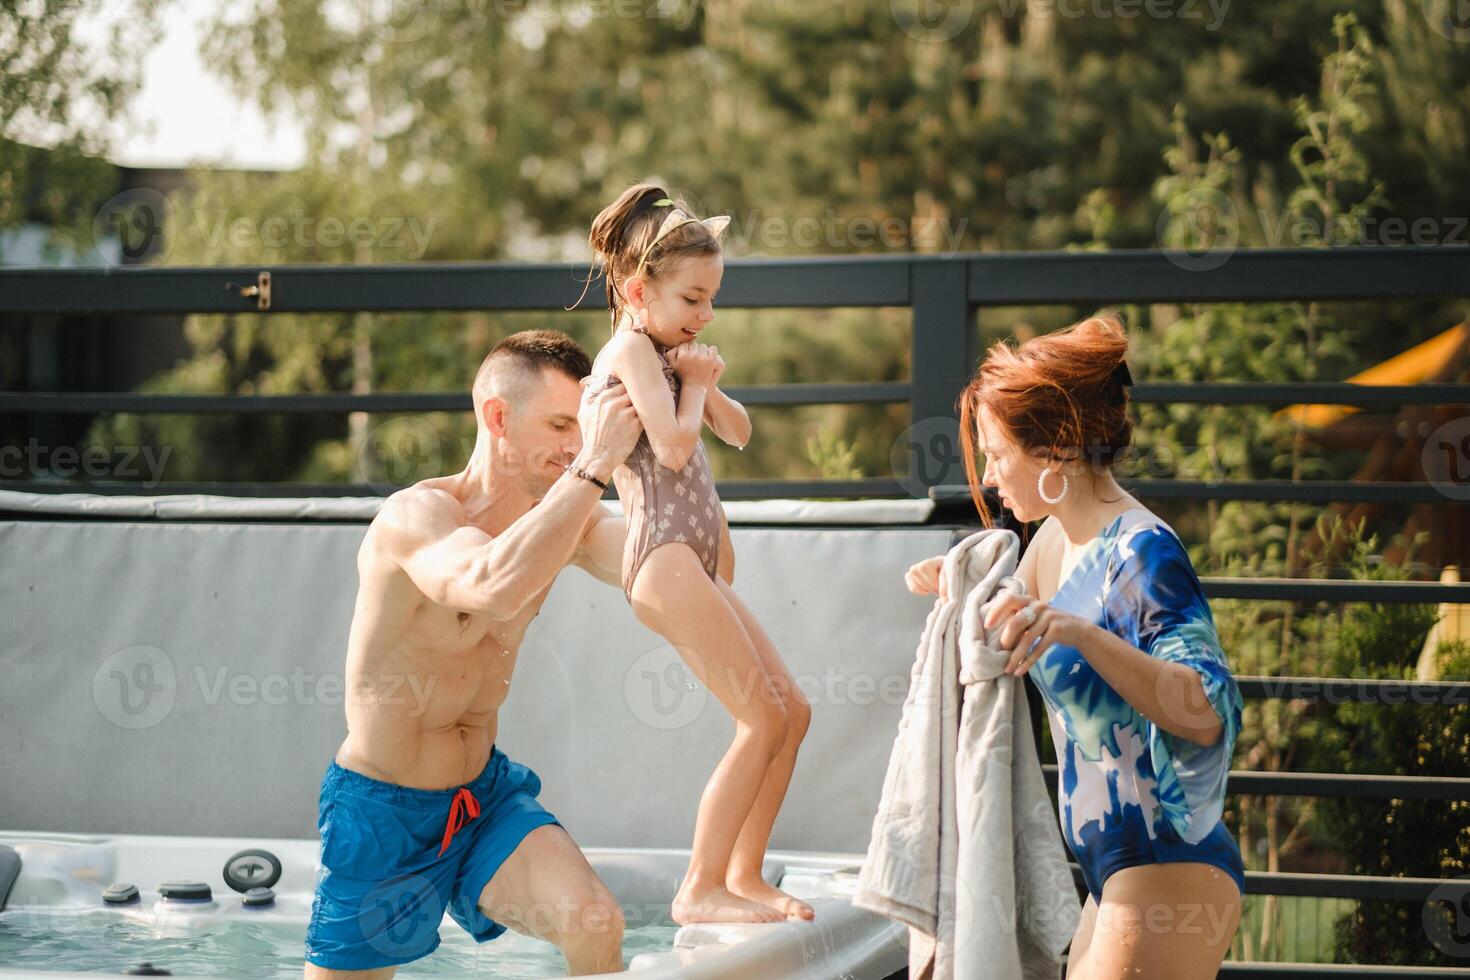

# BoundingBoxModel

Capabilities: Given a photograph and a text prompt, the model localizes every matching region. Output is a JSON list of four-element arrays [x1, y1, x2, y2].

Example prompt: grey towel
[[854, 528, 1080, 980]]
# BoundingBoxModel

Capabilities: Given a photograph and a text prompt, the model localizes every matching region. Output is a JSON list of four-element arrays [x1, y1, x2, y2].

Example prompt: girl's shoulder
[[603, 329, 660, 359]]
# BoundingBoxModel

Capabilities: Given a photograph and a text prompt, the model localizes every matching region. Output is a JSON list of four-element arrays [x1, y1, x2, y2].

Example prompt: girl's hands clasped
[[667, 341, 723, 386], [982, 590, 1091, 676]]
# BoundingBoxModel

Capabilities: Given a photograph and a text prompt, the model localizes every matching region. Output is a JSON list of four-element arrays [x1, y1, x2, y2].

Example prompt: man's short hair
[[473, 330, 592, 411]]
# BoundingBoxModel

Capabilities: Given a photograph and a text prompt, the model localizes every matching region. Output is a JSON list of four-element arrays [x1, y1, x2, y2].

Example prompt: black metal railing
[[4, 247, 1470, 501]]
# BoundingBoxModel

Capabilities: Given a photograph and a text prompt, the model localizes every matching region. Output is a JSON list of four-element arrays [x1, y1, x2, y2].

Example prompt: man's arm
[[378, 385, 640, 619], [570, 504, 627, 588]]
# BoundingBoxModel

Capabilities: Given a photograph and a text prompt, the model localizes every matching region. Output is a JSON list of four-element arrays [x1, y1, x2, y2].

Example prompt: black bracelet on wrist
[[564, 462, 608, 491]]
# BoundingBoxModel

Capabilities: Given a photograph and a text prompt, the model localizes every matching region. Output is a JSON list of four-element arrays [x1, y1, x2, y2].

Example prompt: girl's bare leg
[[714, 577, 814, 920], [1069, 863, 1240, 980], [629, 543, 788, 925]]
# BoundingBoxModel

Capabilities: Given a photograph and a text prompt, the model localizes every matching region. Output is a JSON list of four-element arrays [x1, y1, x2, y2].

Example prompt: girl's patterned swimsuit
[[586, 325, 723, 599]]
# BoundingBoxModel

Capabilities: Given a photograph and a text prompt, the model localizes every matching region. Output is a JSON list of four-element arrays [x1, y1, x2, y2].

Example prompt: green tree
[[0, 0, 166, 257]]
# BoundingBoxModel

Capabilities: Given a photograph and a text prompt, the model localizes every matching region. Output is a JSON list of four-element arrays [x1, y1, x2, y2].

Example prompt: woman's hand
[[707, 345, 725, 386], [904, 555, 947, 600], [982, 590, 1092, 676]]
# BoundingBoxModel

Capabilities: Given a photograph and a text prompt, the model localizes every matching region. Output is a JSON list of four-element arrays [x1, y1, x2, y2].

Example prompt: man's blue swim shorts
[[304, 745, 561, 971]]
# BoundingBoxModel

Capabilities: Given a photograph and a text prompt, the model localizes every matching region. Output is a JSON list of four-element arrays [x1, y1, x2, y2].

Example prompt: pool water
[[0, 912, 680, 977]]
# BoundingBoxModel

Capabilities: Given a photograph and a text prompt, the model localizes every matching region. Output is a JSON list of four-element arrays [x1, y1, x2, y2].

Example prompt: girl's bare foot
[[727, 876, 816, 920], [672, 881, 785, 924]]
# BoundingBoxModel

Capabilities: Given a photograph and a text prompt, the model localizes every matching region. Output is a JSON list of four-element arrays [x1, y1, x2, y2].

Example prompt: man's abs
[[333, 561, 546, 790], [336, 702, 501, 790]]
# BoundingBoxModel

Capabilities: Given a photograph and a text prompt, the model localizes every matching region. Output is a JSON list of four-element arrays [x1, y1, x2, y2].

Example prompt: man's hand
[[575, 382, 642, 482], [666, 341, 720, 387]]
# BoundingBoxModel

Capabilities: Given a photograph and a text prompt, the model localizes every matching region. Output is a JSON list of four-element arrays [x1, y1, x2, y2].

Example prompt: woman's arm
[[702, 387, 751, 449], [1066, 623, 1225, 747], [610, 333, 711, 471], [984, 591, 1225, 747]]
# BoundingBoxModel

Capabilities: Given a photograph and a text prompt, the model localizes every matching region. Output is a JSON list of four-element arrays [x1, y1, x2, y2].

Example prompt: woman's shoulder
[[1104, 512, 1204, 606]]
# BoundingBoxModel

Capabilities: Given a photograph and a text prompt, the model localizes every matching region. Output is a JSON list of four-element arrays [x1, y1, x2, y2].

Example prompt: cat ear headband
[[631, 198, 731, 282]]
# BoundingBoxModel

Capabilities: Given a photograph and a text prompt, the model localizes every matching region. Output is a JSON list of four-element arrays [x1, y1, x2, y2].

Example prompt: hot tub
[[0, 831, 906, 979]]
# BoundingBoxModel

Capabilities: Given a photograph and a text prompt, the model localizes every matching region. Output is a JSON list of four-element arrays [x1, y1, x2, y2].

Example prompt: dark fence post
[[909, 259, 976, 494]]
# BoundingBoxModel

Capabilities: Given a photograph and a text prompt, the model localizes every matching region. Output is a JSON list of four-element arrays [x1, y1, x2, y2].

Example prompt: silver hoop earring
[[1038, 467, 1069, 505]]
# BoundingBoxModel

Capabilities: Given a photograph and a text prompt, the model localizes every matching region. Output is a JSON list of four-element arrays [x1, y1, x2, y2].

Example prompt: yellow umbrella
[[1275, 322, 1468, 429]]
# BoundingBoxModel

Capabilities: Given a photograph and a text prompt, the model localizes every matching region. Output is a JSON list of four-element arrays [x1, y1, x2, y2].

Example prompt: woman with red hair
[[905, 312, 1244, 978]]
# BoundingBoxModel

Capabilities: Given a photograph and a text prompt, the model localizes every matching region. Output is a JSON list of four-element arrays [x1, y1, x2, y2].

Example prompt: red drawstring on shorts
[[438, 786, 481, 855]]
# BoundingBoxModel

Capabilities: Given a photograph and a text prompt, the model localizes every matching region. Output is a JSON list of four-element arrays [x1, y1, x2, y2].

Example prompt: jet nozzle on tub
[[158, 881, 212, 902], [102, 882, 140, 905], [223, 848, 282, 893]]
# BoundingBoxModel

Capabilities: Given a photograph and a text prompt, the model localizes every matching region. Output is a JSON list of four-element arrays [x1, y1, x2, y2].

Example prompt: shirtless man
[[304, 330, 647, 978]]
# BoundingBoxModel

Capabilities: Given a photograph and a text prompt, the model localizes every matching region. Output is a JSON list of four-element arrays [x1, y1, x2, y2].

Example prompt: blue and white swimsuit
[[1029, 507, 1245, 901]]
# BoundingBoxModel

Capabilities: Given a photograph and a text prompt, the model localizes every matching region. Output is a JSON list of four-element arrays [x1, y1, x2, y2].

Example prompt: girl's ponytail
[[570, 181, 724, 332]]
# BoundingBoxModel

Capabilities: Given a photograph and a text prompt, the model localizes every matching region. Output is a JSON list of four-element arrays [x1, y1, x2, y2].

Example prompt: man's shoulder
[[371, 484, 464, 554]]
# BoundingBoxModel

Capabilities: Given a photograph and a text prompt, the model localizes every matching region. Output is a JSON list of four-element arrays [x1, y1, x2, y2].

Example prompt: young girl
[[580, 183, 813, 924]]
